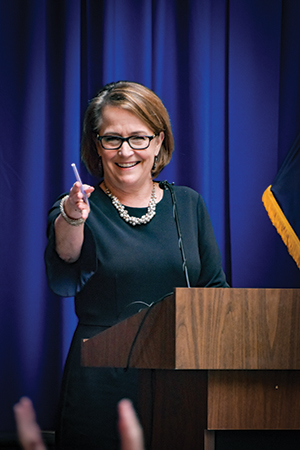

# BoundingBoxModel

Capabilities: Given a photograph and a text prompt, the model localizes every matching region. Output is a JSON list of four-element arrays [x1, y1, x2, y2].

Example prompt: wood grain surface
[[175, 288, 300, 369], [208, 370, 300, 429]]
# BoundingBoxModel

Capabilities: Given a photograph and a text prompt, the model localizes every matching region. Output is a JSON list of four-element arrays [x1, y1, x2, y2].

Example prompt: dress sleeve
[[44, 198, 97, 297], [196, 195, 230, 287]]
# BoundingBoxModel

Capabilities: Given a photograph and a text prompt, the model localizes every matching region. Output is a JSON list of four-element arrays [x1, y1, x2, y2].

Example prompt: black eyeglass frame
[[96, 134, 157, 150]]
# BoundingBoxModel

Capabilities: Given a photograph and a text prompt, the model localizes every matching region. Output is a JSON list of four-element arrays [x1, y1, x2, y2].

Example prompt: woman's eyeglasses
[[96, 134, 157, 150]]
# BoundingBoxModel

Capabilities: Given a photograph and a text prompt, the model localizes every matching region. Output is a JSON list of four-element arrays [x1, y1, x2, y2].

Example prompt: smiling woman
[[95, 106, 164, 205], [81, 81, 174, 181], [44, 80, 229, 449]]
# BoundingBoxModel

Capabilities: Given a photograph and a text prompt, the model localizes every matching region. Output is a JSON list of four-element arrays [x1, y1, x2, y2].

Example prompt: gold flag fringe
[[262, 185, 300, 270]]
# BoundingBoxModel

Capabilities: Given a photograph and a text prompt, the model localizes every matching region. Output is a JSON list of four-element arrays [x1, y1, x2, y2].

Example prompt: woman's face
[[97, 105, 164, 192]]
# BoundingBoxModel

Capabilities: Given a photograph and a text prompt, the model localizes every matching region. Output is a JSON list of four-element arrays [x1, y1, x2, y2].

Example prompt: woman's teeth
[[116, 162, 139, 168]]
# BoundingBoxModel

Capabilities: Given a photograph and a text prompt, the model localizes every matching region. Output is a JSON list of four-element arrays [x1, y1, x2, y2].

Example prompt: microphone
[[159, 180, 174, 190], [158, 180, 190, 288]]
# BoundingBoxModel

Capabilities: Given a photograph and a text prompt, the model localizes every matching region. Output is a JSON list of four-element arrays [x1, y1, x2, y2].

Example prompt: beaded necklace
[[103, 182, 156, 226]]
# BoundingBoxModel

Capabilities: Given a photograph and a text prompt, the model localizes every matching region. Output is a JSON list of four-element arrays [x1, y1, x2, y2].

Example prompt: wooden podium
[[81, 288, 300, 449]]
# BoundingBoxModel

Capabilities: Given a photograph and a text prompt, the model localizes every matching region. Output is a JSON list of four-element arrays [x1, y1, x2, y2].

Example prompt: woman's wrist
[[59, 195, 86, 226]]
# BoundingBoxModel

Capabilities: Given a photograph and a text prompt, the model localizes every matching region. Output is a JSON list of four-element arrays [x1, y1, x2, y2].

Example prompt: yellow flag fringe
[[262, 185, 300, 269]]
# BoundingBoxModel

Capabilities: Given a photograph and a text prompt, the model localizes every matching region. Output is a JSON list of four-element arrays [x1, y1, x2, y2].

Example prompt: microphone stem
[[159, 181, 191, 288]]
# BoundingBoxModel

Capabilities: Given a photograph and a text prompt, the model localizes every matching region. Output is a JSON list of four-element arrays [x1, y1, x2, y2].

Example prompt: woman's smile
[[115, 161, 140, 169]]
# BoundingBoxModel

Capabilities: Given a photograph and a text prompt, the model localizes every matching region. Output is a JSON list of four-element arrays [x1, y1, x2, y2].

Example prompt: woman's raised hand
[[64, 182, 94, 220]]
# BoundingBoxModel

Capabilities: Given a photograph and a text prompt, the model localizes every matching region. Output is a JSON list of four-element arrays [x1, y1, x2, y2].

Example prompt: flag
[[262, 132, 300, 269]]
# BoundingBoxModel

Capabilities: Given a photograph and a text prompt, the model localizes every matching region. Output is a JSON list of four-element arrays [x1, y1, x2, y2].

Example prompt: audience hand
[[118, 399, 145, 450], [13, 397, 46, 450], [14, 397, 145, 450]]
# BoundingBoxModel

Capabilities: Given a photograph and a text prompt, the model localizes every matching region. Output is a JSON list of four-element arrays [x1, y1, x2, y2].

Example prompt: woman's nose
[[118, 141, 134, 156]]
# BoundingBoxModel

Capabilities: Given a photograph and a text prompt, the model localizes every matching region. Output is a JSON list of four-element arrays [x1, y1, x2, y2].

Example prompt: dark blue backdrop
[[1, 0, 300, 433]]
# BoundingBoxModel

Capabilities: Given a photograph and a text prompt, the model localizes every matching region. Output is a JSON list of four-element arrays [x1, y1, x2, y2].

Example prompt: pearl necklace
[[103, 182, 157, 226]]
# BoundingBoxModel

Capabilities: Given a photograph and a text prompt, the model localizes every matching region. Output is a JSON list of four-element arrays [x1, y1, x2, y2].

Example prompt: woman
[[45, 81, 228, 449]]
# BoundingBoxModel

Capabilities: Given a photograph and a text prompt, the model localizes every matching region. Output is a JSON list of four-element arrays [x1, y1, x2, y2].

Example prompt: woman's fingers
[[66, 183, 94, 219]]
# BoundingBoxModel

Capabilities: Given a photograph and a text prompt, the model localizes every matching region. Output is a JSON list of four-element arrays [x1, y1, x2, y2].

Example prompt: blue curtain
[[1, 0, 300, 432]]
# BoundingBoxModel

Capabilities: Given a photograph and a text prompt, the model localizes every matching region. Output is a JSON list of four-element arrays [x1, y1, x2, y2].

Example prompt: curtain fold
[[1, 0, 300, 432]]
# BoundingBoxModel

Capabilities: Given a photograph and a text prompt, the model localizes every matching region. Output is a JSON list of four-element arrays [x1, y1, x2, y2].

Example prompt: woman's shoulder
[[162, 183, 202, 203], [157, 182, 207, 214], [173, 184, 198, 195]]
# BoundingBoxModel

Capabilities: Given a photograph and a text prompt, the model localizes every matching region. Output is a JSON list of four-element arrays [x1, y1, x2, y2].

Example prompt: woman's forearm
[[54, 214, 84, 262]]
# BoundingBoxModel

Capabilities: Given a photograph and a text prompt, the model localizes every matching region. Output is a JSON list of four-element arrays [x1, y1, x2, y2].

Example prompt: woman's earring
[[152, 155, 158, 172]]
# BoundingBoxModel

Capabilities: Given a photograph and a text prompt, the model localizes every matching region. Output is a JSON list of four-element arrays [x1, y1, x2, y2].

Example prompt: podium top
[[81, 288, 300, 370]]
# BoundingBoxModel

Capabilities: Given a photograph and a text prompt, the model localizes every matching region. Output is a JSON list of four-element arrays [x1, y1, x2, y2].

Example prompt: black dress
[[45, 182, 228, 449]]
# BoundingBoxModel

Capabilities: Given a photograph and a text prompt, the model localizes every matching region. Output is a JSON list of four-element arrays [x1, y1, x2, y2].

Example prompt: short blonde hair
[[81, 81, 174, 178]]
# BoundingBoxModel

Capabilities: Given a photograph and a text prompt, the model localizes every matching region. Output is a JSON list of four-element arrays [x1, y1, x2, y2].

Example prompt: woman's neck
[[101, 178, 160, 207]]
